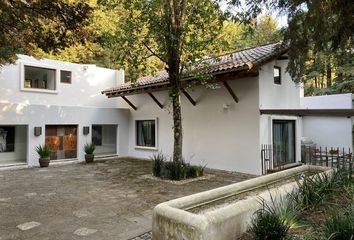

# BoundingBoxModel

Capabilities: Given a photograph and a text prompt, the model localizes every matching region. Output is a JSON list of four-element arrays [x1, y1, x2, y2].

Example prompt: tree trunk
[[326, 63, 332, 87], [170, 84, 183, 163]]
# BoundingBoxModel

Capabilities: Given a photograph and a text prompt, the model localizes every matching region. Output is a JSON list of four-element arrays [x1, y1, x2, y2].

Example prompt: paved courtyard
[[0, 158, 254, 240]]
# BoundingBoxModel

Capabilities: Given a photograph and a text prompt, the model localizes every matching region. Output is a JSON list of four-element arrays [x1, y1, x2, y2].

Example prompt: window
[[92, 125, 102, 146], [136, 120, 156, 148], [0, 126, 15, 153], [60, 70, 72, 84], [274, 66, 281, 85], [273, 120, 295, 167], [24, 66, 56, 90]]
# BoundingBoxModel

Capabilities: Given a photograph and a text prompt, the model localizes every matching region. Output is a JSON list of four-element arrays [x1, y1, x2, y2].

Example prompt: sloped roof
[[102, 42, 288, 96]]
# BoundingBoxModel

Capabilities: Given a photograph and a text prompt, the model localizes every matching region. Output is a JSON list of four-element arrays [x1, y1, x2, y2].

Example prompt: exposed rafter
[[222, 81, 239, 103], [148, 93, 163, 109], [181, 88, 196, 106], [121, 96, 137, 111]]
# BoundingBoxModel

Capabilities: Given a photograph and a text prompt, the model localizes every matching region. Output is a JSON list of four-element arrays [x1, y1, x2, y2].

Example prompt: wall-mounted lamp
[[34, 127, 42, 136], [83, 126, 90, 135]]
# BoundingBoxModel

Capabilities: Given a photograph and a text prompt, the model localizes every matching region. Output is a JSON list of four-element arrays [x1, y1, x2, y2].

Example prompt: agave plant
[[84, 143, 95, 155], [35, 144, 50, 158]]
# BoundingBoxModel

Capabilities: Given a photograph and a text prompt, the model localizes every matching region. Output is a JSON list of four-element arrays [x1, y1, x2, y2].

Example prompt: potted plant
[[36, 144, 50, 167], [84, 143, 95, 163]]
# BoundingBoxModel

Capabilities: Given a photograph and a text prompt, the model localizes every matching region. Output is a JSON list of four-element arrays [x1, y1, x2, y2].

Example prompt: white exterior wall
[[259, 114, 302, 163], [301, 93, 353, 149], [0, 55, 124, 108], [0, 102, 130, 166], [259, 60, 303, 163], [0, 55, 129, 166], [302, 116, 352, 149], [124, 76, 261, 175], [259, 59, 301, 109], [301, 93, 353, 109]]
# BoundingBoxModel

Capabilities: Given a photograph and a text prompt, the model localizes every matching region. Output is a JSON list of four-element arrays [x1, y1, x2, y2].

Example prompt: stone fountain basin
[[152, 165, 332, 240]]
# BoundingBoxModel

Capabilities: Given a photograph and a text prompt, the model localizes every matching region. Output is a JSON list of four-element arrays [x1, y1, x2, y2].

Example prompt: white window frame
[[20, 62, 60, 94], [134, 118, 158, 150]]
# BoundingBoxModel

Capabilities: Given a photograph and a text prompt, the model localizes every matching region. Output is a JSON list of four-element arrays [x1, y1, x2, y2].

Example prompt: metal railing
[[261, 144, 353, 175]]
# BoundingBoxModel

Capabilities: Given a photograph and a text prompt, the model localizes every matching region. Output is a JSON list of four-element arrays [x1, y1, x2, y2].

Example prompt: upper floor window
[[274, 66, 281, 85], [136, 120, 156, 148], [24, 66, 56, 90], [60, 70, 72, 84]]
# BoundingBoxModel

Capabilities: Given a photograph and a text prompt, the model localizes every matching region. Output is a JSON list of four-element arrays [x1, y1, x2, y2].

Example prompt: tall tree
[[0, 0, 93, 64], [107, 0, 223, 163], [230, 0, 353, 88]]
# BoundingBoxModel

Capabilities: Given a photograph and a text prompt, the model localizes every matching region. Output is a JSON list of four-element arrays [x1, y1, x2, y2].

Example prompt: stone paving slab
[[0, 158, 254, 240]]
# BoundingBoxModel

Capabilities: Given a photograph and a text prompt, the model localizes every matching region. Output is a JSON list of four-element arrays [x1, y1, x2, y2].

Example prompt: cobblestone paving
[[0, 158, 254, 240]]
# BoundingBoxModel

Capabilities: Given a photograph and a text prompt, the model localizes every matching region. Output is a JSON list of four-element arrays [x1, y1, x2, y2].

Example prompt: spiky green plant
[[250, 205, 290, 240], [324, 204, 354, 240], [84, 143, 95, 155], [151, 152, 166, 177], [35, 144, 50, 158], [264, 194, 303, 230]]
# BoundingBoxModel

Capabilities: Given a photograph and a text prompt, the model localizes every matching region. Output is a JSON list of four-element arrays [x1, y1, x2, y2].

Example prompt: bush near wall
[[151, 152, 205, 180], [247, 168, 354, 240]]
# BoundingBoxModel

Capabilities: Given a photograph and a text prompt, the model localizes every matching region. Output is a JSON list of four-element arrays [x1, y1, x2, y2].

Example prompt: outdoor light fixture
[[83, 126, 90, 135], [34, 127, 42, 136]]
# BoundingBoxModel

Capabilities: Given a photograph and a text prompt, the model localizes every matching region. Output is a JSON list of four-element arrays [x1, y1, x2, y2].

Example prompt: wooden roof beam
[[222, 81, 239, 103], [181, 88, 196, 106], [148, 93, 163, 109], [121, 96, 137, 111]]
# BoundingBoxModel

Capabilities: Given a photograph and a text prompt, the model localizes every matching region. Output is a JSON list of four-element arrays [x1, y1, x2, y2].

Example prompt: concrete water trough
[[152, 165, 332, 240]]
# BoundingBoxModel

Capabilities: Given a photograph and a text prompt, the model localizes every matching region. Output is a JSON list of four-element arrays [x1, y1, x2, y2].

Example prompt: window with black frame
[[60, 70, 72, 84], [136, 120, 156, 147], [274, 66, 281, 84]]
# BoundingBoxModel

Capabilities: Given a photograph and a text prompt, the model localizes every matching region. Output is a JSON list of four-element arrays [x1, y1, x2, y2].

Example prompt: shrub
[[164, 160, 186, 180], [265, 194, 303, 230], [292, 172, 337, 210], [84, 143, 95, 154], [151, 152, 166, 177], [186, 164, 198, 178], [150, 153, 204, 180], [324, 204, 354, 240], [250, 205, 289, 240], [35, 144, 50, 158]]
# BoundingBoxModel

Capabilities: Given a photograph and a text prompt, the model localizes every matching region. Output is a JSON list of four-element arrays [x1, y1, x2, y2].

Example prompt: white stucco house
[[1, 42, 353, 175], [0, 55, 130, 167]]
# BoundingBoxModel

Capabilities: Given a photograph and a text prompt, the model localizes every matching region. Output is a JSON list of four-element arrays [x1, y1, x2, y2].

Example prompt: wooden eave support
[[148, 93, 163, 109], [181, 88, 196, 106], [222, 81, 239, 103], [121, 96, 137, 111]]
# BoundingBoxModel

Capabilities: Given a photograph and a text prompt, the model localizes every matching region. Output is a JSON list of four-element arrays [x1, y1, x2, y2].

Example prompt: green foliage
[[151, 153, 204, 180], [35, 144, 51, 159], [250, 203, 290, 240], [84, 143, 96, 155], [0, 0, 93, 65], [292, 170, 352, 210], [151, 152, 166, 177], [324, 204, 354, 240], [265, 194, 303, 230]]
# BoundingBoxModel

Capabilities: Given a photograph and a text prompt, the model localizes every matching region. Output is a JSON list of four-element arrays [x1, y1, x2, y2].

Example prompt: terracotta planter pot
[[85, 154, 94, 163], [39, 157, 50, 167]]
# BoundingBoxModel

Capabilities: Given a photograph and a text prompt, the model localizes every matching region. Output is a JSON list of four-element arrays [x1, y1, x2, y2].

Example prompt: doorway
[[45, 125, 77, 160], [92, 125, 117, 155], [273, 120, 296, 167]]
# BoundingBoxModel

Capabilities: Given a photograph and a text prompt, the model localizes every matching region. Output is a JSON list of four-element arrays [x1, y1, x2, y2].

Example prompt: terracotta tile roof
[[102, 42, 288, 95]]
